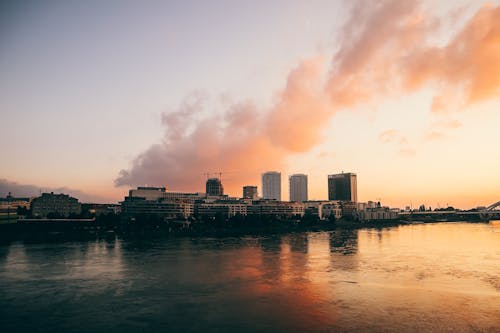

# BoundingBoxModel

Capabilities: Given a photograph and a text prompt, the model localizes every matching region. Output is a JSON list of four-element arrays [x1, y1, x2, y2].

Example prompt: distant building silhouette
[[0, 193, 30, 210], [129, 186, 167, 200], [242, 186, 258, 199], [31, 192, 81, 217], [328, 172, 357, 202], [121, 196, 194, 220], [206, 178, 224, 196], [122, 187, 206, 220], [262, 171, 281, 201], [289, 174, 308, 202], [129, 187, 204, 201]]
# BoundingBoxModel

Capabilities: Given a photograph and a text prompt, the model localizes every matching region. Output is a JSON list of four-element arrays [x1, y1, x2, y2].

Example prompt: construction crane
[[202, 171, 224, 181]]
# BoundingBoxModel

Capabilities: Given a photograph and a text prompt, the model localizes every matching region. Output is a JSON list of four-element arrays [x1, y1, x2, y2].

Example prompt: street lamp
[[6, 192, 12, 223]]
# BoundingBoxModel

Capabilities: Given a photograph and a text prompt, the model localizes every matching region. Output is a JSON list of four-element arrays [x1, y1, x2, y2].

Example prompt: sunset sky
[[1, 0, 499, 208]]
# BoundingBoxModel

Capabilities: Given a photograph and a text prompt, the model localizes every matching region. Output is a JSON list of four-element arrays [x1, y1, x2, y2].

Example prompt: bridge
[[398, 201, 500, 221], [485, 201, 500, 211]]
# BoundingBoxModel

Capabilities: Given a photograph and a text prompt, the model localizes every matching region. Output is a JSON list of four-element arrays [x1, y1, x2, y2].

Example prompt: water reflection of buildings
[[329, 229, 359, 271], [287, 233, 309, 283], [289, 233, 309, 253], [258, 234, 310, 285], [1, 237, 124, 282], [258, 234, 311, 285], [258, 234, 336, 330], [329, 230, 359, 255], [259, 236, 283, 284]]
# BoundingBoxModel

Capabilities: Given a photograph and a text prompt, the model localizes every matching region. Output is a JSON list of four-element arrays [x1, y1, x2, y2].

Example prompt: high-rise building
[[328, 172, 357, 202], [242, 186, 258, 199], [262, 171, 281, 201], [289, 174, 308, 202], [206, 178, 224, 196]]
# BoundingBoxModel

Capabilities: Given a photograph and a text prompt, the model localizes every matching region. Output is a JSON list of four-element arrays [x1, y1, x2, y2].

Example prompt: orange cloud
[[327, 1, 500, 112], [116, 2, 500, 195], [115, 59, 333, 194], [266, 58, 331, 152], [401, 4, 500, 113], [327, 0, 437, 107]]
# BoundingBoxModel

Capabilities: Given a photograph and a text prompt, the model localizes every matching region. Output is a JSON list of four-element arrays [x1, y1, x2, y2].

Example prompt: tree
[[16, 206, 29, 216]]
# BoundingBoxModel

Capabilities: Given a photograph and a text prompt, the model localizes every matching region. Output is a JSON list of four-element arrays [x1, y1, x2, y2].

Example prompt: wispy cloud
[[317, 151, 336, 159], [424, 131, 446, 142], [425, 118, 463, 141], [378, 129, 415, 156]]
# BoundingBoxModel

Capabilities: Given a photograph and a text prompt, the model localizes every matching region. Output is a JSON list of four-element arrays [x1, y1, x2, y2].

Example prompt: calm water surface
[[0, 222, 499, 332]]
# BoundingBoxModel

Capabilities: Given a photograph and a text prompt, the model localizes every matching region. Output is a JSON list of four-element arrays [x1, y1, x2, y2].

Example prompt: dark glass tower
[[328, 173, 357, 202]]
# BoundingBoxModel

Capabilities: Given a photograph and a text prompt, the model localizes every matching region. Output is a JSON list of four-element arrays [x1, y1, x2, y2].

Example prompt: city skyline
[[1, 2, 499, 332], [1, 1, 500, 209]]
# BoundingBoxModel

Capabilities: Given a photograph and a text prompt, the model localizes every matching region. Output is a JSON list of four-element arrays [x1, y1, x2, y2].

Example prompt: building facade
[[121, 197, 194, 220], [303, 201, 343, 220], [195, 200, 248, 218], [123, 187, 208, 221], [31, 192, 82, 218], [206, 178, 224, 196], [328, 173, 357, 202], [128, 187, 167, 200], [321, 202, 343, 220], [289, 174, 308, 202], [262, 171, 281, 201], [242, 186, 258, 199], [358, 207, 399, 221], [129, 187, 205, 202], [248, 200, 304, 217]]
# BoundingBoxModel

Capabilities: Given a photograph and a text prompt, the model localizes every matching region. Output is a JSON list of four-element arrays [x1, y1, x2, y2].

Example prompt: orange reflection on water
[[219, 235, 338, 330], [222, 223, 499, 331], [1, 223, 498, 332]]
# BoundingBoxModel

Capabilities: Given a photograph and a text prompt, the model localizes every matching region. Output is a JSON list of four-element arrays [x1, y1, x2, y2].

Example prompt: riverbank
[[0, 218, 491, 244]]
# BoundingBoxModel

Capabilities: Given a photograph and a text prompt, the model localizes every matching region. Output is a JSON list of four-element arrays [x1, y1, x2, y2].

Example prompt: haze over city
[[1, 0, 500, 209]]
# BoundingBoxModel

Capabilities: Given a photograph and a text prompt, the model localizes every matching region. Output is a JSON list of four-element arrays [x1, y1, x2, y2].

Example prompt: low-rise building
[[358, 207, 399, 221], [121, 197, 194, 220], [0, 193, 30, 212], [248, 200, 304, 217], [128, 186, 205, 202], [304, 201, 343, 220], [195, 200, 247, 218], [320, 202, 343, 220], [31, 192, 81, 218], [82, 203, 121, 216], [339, 201, 358, 219]]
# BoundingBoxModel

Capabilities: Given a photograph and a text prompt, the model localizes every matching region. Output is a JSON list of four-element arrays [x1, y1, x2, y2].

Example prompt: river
[[0, 222, 499, 332]]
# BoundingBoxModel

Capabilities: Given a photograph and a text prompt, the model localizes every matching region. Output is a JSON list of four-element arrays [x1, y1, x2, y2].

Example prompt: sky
[[1, 0, 499, 209]]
